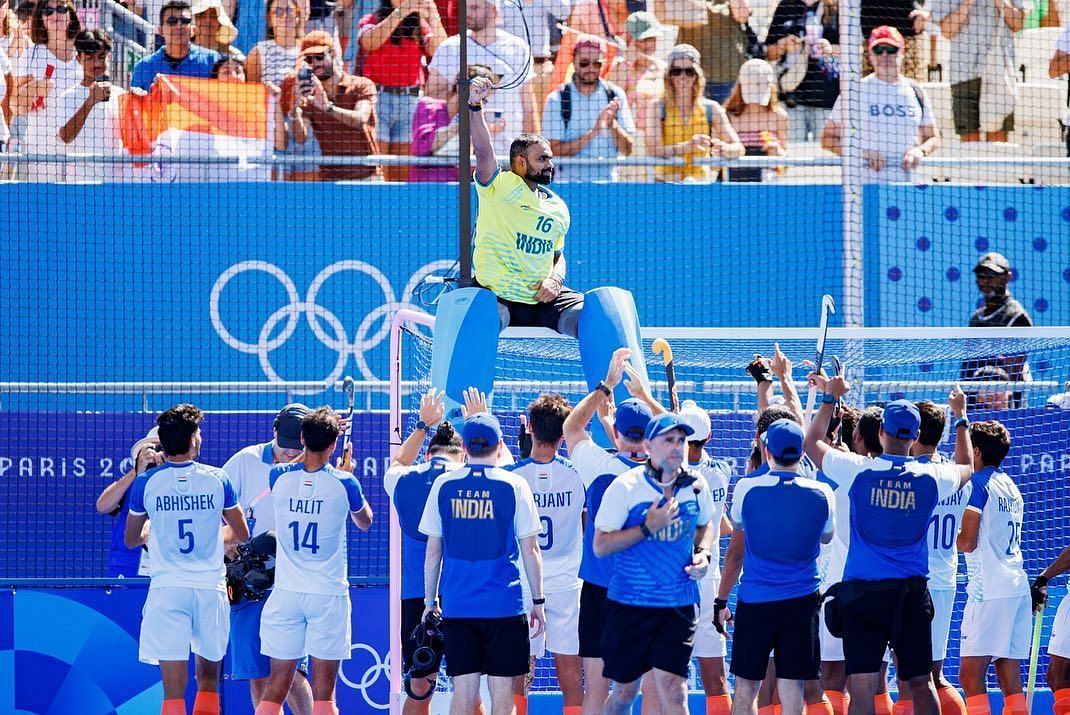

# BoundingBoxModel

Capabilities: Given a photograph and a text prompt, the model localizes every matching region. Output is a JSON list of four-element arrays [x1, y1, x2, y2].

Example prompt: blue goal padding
[[431, 287, 500, 423]]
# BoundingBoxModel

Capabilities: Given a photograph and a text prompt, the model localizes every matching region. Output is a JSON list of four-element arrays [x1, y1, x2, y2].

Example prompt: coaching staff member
[[716, 419, 835, 714], [419, 412, 546, 715], [468, 75, 584, 338], [593, 413, 716, 715], [804, 375, 974, 715]]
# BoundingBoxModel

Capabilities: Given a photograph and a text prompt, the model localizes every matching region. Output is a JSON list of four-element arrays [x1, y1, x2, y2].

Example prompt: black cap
[[274, 403, 311, 450]]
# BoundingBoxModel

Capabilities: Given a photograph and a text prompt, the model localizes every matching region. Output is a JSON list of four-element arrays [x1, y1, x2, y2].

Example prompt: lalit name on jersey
[[290, 498, 324, 514]]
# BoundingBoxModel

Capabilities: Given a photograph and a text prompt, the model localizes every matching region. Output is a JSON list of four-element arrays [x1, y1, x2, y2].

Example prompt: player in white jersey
[[221, 403, 314, 714], [255, 407, 373, 715], [562, 347, 654, 715], [957, 420, 1030, 715], [125, 404, 249, 715], [1031, 536, 1070, 713], [892, 401, 970, 715], [507, 393, 585, 715]]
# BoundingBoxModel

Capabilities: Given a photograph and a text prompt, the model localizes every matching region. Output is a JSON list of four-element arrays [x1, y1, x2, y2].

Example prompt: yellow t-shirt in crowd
[[655, 99, 715, 183], [473, 168, 571, 305]]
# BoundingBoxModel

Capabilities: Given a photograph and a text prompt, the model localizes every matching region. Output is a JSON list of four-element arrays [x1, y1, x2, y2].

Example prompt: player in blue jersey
[[221, 403, 314, 715], [420, 412, 546, 715], [384, 389, 465, 713], [593, 413, 716, 715], [125, 404, 250, 715], [716, 419, 835, 714], [507, 393, 586, 715], [97, 425, 163, 577], [255, 407, 374, 715], [956, 420, 1030, 715], [804, 378, 974, 715], [562, 348, 654, 715]]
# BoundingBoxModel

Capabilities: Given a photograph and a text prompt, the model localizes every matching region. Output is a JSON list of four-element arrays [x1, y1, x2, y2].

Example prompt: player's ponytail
[[428, 421, 464, 454]]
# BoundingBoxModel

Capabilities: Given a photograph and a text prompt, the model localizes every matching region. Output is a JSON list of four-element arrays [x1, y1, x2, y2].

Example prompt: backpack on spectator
[[560, 83, 619, 128]]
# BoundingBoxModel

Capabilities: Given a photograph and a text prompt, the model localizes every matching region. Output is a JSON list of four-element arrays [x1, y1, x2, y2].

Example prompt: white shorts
[[693, 577, 727, 659], [960, 594, 1032, 659], [260, 589, 352, 661], [1048, 595, 1070, 659], [139, 586, 230, 664], [545, 586, 581, 656], [819, 598, 844, 662], [930, 589, 956, 662]]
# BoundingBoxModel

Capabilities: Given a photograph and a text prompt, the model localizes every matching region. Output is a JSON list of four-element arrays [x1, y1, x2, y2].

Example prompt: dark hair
[[466, 442, 496, 458], [915, 400, 946, 448], [427, 421, 464, 455], [838, 405, 860, 448], [509, 133, 546, 167], [265, 0, 303, 39], [374, 0, 421, 44], [31, 0, 80, 45], [74, 27, 111, 53], [301, 406, 340, 452], [755, 404, 797, 437], [159, 0, 191, 25], [856, 405, 883, 455], [16, 0, 35, 23], [970, 420, 1011, 467], [210, 55, 244, 78], [528, 393, 571, 444], [157, 403, 203, 456]]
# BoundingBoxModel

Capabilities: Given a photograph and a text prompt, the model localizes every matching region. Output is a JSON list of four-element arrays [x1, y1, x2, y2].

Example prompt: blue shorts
[[227, 597, 309, 679]]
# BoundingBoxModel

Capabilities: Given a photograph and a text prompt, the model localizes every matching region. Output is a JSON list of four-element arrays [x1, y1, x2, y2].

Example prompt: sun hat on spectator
[[192, 0, 238, 45], [739, 58, 774, 106], [130, 427, 161, 463], [667, 43, 701, 66], [299, 29, 334, 56], [625, 11, 662, 41], [868, 25, 904, 51]]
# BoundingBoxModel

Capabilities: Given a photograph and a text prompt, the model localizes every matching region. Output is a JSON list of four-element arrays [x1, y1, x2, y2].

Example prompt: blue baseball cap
[[463, 413, 502, 450], [761, 419, 804, 461], [614, 398, 654, 441], [644, 413, 695, 441], [883, 399, 921, 439]]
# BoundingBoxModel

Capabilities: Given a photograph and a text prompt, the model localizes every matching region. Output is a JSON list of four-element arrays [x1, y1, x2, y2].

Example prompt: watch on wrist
[[325, 101, 336, 114], [821, 393, 837, 404], [424, 596, 438, 607], [532, 597, 546, 605], [639, 522, 653, 539], [954, 417, 970, 430], [596, 382, 612, 397], [415, 420, 428, 432]]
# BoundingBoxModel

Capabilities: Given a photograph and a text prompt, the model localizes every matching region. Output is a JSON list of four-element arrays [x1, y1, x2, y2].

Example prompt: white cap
[[191, 0, 238, 45], [739, 58, 774, 106], [678, 400, 711, 442], [130, 426, 160, 463]]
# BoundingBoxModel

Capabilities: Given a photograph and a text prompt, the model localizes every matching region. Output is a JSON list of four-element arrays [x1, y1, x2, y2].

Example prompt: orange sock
[[775, 706, 783, 715], [826, 690, 849, 715], [806, 698, 835, 714], [1001, 693, 1026, 715], [937, 685, 968, 715], [707, 694, 732, 714], [161, 700, 186, 715], [893, 699, 914, 715], [564, 707, 582, 715], [513, 695, 527, 715], [253, 701, 283, 715], [965, 694, 991, 715], [875, 693, 894, 715], [758, 707, 778, 715], [192, 692, 219, 715], [1055, 688, 1070, 715]]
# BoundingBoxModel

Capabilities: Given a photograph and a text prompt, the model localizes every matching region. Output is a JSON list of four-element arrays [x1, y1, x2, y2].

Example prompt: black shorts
[[730, 591, 821, 681], [442, 615, 530, 678], [578, 581, 608, 658], [474, 278, 585, 335], [401, 598, 442, 676], [841, 580, 934, 681], [600, 599, 698, 684]]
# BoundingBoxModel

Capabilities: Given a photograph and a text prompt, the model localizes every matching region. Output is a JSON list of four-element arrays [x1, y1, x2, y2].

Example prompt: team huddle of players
[[127, 344, 1067, 715]]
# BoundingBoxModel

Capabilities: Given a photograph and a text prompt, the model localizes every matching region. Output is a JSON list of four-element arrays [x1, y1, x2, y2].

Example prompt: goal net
[[388, 313, 1070, 709]]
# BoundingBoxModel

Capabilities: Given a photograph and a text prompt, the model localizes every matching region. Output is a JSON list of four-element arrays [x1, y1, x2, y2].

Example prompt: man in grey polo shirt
[[541, 34, 636, 183]]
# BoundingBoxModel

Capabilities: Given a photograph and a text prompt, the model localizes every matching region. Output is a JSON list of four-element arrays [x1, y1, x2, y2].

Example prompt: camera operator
[[221, 404, 314, 715], [96, 426, 163, 578]]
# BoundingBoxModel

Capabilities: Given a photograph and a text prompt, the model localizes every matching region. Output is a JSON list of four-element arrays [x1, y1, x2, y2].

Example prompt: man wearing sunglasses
[[131, 0, 221, 91], [820, 25, 939, 183], [541, 34, 636, 183]]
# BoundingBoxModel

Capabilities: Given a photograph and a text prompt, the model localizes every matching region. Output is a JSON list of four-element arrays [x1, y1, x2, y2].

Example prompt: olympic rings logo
[[210, 260, 452, 388], [339, 642, 391, 710]]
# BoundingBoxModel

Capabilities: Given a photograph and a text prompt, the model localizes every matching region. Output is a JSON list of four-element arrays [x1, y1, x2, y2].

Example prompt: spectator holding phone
[[96, 426, 163, 578]]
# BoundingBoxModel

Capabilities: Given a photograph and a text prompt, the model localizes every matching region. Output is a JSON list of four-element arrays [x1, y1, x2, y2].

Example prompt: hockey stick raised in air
[[1027, 604, 1044, 713], [652, 338, 679, 413], [340, 375, 355, 456], [804, 295, 837, 427]]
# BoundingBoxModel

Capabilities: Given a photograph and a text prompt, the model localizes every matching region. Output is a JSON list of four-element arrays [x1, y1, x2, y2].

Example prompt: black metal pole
[[457, 0, 473, 286]]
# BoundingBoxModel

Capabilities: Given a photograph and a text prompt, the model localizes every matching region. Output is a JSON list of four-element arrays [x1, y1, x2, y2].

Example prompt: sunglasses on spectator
[[274, 5, 295, 14], [304, 53, 327, 62], [164, 15, 193, 24], [576, 59, 603, 69], [41, 6, 70, 15], [669, 66, 696, 77], [871, 45, 899, 55]]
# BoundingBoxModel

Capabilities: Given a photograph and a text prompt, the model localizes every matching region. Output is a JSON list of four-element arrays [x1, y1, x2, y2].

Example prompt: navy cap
[[644, 413, 695, 441], [761, 419, 804, 461], [883, 399, 921, 439], [463, 413, 503, 450], [615, 398, 654, 441], [275, 403, 311, 450]]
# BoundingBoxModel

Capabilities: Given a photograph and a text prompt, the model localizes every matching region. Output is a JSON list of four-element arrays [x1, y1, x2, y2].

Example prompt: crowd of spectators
[[0, 0, 1066, 182]]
